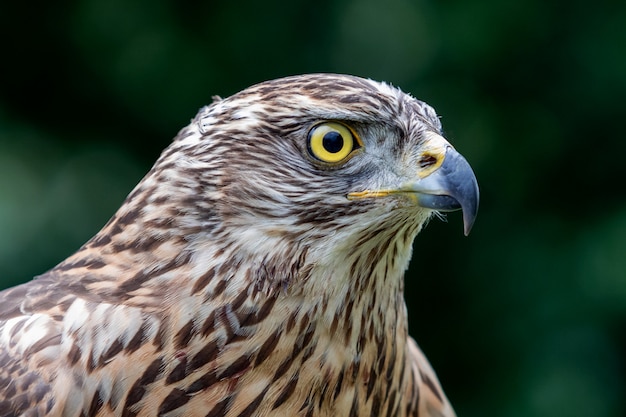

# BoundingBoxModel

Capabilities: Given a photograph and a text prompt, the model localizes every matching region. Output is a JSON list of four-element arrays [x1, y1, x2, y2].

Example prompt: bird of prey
[[0, 74, 478, 417]]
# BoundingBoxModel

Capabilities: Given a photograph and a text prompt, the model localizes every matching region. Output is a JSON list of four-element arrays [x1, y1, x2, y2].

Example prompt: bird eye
[[307, 122, 359, 164]]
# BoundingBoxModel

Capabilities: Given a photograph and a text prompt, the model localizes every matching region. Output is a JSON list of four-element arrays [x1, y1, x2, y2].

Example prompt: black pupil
[[322, 131, 344, 153]]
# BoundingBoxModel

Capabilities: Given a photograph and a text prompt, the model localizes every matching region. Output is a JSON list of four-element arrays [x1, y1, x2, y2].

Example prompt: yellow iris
[[307, 122, 359, 164]]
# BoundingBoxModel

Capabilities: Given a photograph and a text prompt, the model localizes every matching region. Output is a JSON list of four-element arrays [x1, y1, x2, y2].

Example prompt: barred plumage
[[0, 74, 478, 417]]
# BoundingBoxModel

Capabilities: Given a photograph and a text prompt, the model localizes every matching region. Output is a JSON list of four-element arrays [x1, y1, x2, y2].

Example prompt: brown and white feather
[[0, 74, 456, 417]]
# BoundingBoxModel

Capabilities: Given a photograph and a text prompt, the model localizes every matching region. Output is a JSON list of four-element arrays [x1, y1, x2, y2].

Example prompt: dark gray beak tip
[[462, 186, 479, 236], [444, 148, 479, 236]]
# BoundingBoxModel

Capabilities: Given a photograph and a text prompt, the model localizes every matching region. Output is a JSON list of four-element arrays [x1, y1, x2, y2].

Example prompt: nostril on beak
[[418, 154, 438, 169]]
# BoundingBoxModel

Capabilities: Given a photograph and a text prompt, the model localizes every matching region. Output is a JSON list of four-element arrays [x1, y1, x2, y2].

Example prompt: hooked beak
[[409, 144, 479, 235], [348, 133, 479, 235]]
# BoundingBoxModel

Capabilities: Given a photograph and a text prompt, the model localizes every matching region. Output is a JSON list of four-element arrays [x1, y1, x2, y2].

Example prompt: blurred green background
[[1, 0, 625, 415]]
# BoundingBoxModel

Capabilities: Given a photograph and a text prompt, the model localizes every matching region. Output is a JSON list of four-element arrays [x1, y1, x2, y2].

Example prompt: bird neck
[[306, 223, 413, 352], [46, 203, 418, 415], [47, 196, 198, 305], [247, 225, 416, 415]]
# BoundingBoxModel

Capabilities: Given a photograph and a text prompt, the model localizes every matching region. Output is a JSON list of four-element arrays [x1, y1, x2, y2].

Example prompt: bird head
[[100, 74, 478, 298], [154, 76, 475, 237]]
